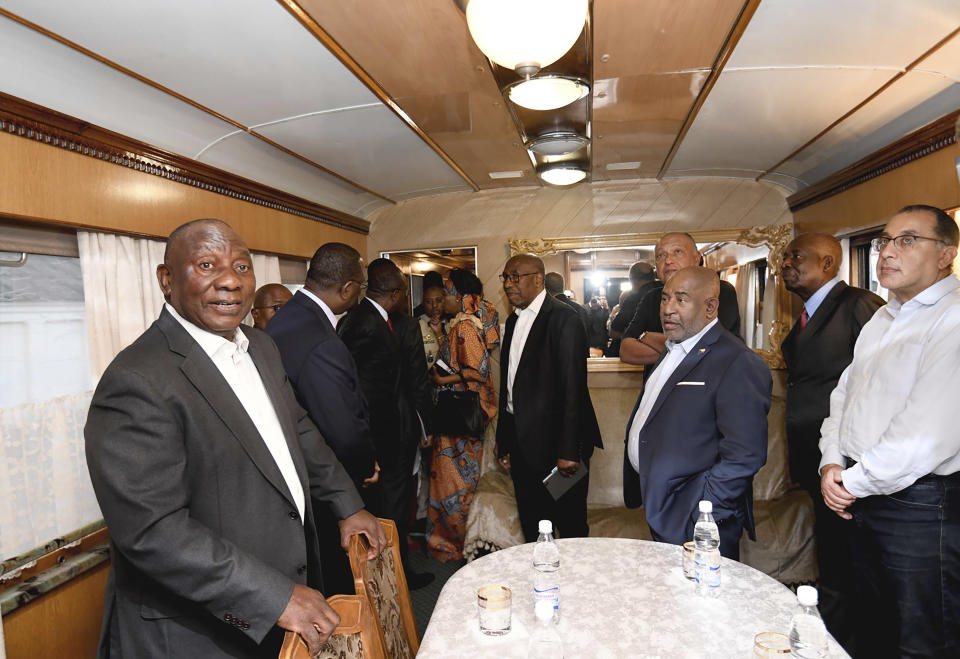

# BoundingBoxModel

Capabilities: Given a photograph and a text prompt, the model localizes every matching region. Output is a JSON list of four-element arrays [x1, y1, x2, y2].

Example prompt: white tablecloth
[[418, 537, 848, 658]]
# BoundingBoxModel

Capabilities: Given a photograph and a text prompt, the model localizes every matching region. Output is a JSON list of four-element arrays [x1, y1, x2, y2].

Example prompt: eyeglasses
[[348, 279, 368, 291], [254, 304, 284, 312], [871, 233, 944, 253], [499, 272, 539, 284]]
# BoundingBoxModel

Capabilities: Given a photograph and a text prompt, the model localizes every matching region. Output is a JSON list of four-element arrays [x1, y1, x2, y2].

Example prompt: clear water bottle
[[693, 500, 721, 598], [532, 519, 560, 622], [528, 599, 563, 658], [789, 585, 828, 658]]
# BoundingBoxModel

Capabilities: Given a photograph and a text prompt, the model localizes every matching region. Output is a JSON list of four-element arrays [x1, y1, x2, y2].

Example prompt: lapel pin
[[699, 348, 706, 353]]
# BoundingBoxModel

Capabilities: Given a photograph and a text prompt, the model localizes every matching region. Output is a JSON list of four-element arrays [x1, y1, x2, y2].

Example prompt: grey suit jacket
[[85, 308, 364, 658]]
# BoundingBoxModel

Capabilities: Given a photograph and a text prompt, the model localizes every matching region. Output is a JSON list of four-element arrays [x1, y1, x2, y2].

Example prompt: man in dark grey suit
[[780, 233, 883, 650], [85, 219, 385, 659]]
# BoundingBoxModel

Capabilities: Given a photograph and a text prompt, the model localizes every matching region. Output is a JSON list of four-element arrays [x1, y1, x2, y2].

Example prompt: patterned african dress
[[426, 302, 499, 561]]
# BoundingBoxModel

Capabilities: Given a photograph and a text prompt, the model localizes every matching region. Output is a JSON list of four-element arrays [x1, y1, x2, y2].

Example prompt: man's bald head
[[655, 232, 703, 281], [781, 233, 842, 301], [251, 283, 292, 330], [660, 266, 720, 342]]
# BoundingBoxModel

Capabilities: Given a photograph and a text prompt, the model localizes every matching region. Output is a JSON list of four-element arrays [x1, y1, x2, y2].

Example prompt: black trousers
[[500, 412, 590, 543], [363, 452, 417, 571], [311, 499, 355, 596]]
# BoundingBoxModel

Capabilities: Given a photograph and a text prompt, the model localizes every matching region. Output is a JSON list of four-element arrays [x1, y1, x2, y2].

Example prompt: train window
[[848, 231, 890, 301]]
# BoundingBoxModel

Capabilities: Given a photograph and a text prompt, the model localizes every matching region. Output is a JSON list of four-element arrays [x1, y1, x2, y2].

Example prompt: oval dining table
[[417, 537, 849, 658]]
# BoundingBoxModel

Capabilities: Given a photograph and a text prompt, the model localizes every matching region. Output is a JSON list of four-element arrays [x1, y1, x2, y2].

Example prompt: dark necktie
[[798, 309, 809, 331], [387, 318, 395, 334]]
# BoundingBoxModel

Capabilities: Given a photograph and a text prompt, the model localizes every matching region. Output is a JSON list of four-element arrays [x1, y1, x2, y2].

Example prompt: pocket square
[[676, 381, 705, 386]]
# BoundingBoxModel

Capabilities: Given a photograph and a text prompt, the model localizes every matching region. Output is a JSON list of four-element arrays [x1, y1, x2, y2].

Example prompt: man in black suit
[[85, 219, 385, 658], [607, 261, 658, 357], [266, 242, 379, 595], [338, 258, 432, 588], [496, 254, 603, 542], [545, 271, 590, 356], [780, 233, 884, 648], [620, 232, 740, 365]]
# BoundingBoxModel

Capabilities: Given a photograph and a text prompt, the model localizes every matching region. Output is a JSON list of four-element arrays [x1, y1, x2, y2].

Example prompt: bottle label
[[534, 583, 559, 612]]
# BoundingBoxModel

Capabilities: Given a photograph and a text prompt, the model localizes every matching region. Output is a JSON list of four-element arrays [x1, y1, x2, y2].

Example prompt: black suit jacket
[[390, 311, 434, 437], [555, 293, 590, 356], [85, 308, 363, 659], [623, 323, 772, 544], [780, 281, 884, 490], [265, 290, 377, 484], [337, 299, 415, 472], [496, 293, 602, 473]]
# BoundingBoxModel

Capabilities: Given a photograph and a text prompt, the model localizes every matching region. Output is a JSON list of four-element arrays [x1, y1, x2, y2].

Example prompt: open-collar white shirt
[[506, 288, 547, 414], [165, 303, 305, 521], [819, 274, 960, 497], [627, 318, 718, 471]]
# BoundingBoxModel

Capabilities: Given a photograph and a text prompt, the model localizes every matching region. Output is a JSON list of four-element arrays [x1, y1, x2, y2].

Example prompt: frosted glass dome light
[[539, 164, 587, 186], [508, 76, 589, 111], [466, 0, 588, 77]]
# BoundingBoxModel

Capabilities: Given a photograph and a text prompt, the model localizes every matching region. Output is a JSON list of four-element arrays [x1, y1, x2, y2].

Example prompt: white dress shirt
[[165, 303, 306, 521], [627, 318, 718, 472], [300, 288, 338, 328], [819, 274, 960, 497], [804, 276, 841, 319], [506, 288, 547, 413], [367, 297, 389, 322]]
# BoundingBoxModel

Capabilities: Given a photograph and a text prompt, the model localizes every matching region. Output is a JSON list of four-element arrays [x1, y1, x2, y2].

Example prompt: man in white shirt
[[85, 219, 385, 659], [623, 267, 771, 559], [496, 254, 602, 541], [818, 204, 960, 657]]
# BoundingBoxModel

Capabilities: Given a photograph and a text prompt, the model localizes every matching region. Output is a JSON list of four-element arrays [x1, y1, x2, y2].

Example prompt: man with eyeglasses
[[251, 282, 292, 330], [267, 242, 378, 595], [496, 254, 602, 542], [818, 204, 960, 657]]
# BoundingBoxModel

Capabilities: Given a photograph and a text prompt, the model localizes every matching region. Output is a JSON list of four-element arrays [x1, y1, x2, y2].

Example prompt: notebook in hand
[[542, 460, 588, 501]]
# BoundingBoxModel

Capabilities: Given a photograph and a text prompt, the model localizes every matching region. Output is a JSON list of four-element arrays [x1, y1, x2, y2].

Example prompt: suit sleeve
[[850, 293, 884, 343], [85, 365, 294, 644], [338, 318, 389, 415], [296, 339, 377, 482], [398, 318, 434, 427], [701, 351, 772, 521], [554, 310, 592, 462]]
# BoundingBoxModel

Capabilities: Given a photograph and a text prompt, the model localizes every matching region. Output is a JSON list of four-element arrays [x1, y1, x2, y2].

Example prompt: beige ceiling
[[0, 0, 957, 220]]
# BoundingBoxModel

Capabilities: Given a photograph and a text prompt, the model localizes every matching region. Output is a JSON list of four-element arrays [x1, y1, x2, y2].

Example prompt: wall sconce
[[465, 0, 588, 77]]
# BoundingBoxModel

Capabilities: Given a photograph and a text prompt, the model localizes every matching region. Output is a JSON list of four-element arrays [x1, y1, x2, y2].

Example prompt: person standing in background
[[251, 282, 292, 330]]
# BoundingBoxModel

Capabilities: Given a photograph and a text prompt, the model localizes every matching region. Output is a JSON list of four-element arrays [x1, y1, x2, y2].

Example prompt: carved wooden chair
[[278, 594, 385, 659], [348, 518, 419, 659]]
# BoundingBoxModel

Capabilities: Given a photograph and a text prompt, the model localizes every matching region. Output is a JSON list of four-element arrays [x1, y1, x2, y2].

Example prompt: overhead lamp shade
[[539, 164, 587, 186], [528, 131, 588, 157], [466, 0, 588, 77], [508, 76, 589, 111]]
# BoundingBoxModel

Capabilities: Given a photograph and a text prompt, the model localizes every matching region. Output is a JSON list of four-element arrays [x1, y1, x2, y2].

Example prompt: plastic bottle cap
[[698, 500, 713, 513], [797, 585, 818, 606], [534, 599, 554, 621], [538, 519, 553, 534]]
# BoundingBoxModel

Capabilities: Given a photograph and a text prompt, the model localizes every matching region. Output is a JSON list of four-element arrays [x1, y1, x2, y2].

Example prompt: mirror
[[380, 246, 478, 314], [508, 226, 793, 368]]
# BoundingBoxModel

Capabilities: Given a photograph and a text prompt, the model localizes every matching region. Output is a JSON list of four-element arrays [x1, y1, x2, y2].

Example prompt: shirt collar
[[165, 302, 248, 363], [804, 276, 841, 318], [666, 317, 718, 355], [300, 288, 338, 328], [366, 297, 389, 322], [885, 274, 959, 317], [514, 288, 547, 317]]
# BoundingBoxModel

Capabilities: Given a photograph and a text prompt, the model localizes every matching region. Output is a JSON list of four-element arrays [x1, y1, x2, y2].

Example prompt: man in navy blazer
[[266, 243, 379, 595], [623, 266, 771, 559]]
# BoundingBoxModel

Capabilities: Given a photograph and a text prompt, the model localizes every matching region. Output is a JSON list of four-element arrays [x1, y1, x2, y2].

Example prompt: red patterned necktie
[[798, 309, 809, 331], [387, 318, 395, 334]]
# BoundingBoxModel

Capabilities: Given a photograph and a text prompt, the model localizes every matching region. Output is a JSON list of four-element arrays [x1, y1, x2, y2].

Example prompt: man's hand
[[362, 462, 380, 487], [820, 464, 855, 520], [338, 509, 387, 559], [498, 453, 511, 472], [277, 584, 340, 654], [557, 458, 579, 477]]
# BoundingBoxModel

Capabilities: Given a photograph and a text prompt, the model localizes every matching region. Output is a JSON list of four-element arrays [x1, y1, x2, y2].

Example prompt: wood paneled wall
[[793, 145, 960, 236], [2, 562, 109, 659], [0, 131, 364, 257]]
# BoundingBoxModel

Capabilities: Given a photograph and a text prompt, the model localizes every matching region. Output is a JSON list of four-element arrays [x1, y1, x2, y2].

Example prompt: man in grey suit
[[85, 219, 385, 658]]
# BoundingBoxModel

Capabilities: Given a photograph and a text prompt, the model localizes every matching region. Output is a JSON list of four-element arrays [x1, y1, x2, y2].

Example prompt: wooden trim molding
[[0, 92, 370, 234], [787, 109, 960, 213]]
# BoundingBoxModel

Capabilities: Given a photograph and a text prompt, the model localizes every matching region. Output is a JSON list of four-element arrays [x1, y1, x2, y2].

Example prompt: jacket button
[[288, 511, 298, 520], [242, 622, 250, 630], [225, 613, 233, 622], [297, 564, 307, 575]]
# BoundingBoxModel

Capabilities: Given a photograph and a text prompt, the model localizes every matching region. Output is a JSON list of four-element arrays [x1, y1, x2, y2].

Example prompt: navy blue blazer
[[266, 291, 377, 484], [622, 322, 772, 545]]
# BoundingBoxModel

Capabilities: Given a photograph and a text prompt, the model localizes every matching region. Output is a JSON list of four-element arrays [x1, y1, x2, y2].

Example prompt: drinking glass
[[682, 541, 696, 580], [477, 585, 512, 635], [753, 632, 791, 657]]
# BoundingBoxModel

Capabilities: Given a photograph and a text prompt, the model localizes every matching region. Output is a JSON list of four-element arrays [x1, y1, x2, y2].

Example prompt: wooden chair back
[[348, 518, 419, 659], [278, 594, 385, 659]]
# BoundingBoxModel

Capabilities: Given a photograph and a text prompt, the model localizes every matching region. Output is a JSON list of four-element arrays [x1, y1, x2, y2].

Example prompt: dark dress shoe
[[405, 570, 435, 590]]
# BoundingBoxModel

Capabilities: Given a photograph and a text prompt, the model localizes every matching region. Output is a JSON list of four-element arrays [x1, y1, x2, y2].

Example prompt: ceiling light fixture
[[465, 0, 588, 78], [527, 131, 588, 157], [538, 163, 587, 187], [507, 75, 590, 111]]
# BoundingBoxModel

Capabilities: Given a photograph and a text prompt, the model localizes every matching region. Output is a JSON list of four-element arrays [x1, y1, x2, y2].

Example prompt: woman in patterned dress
[[425, 269, 499, 561]]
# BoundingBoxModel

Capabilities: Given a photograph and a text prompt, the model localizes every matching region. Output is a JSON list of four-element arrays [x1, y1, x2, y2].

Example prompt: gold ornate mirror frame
[[508, 224, 794, 368]]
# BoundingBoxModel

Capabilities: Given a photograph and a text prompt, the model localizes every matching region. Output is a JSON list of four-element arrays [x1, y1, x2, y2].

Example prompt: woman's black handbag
[[433, 388, 485, 436]]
